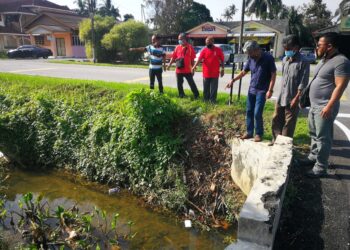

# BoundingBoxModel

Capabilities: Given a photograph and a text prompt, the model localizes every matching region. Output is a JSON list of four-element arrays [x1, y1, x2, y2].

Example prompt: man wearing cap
[[167, 33, 199, 99], [226, 40, 277, 142], [271, 35, 310, 144]]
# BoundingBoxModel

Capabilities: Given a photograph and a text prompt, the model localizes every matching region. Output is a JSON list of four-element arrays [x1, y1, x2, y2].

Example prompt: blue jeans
[[308, 104, 339, 170], [246, 92, 266, 136]]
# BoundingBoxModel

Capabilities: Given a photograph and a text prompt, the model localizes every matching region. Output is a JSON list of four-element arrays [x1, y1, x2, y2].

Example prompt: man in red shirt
[[167, 33, 199, 99], [192, 36, 225, 103]]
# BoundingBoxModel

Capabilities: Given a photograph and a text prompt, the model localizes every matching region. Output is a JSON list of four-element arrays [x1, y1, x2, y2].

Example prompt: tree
[[286, 7, 314, 46], [79, 15, 116, 61], [180, 1, 213, 31], [102, 20, 149, 62], [123, 14, 135, 22], [302, 0, 332, 32], [245, 0, 282, 20], [98, 0, 120, 19], [74, 0, 89, 16], [276, 4, 289, 19], [222, 4, 237, 21], [144, 0, 212, 34]]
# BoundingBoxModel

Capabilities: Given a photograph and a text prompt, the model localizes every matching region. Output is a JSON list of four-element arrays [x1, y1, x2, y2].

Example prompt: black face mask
[[207, 44, 213, 49]]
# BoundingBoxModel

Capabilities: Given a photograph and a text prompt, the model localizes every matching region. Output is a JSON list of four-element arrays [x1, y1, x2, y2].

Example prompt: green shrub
[[0, 52, 7, 59], [102, 20, 149, 63], [79, 15, 116, 62], [0, 80, 186, 210]]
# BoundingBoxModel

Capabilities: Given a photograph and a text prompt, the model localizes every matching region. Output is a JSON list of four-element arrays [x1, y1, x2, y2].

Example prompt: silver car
[[195, 44, 235, 64]]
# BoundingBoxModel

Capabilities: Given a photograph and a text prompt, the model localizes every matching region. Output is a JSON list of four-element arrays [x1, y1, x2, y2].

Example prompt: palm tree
[[98, 0, 120, 19], [86, 0, 97, 63], [74, 0, 88, 15], [245, 0, 282, 20], [222, 4, 237, 21]]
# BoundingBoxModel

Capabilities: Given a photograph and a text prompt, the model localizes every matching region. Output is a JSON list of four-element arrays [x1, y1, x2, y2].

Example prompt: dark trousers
[[203, 77, 219, 103], [271, 103, 300, 141], [176, 73, 199, 98], [149, 68, 163, 93], [246, 92, 266, 136]]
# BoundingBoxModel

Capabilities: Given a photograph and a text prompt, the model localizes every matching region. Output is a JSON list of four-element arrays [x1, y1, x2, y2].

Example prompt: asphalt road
[[0, 58, 350, 248], [0, 58, 281, 98]]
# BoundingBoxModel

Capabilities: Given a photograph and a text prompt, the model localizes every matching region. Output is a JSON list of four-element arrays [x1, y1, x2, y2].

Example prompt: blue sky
[[54, 0, 341, 21]]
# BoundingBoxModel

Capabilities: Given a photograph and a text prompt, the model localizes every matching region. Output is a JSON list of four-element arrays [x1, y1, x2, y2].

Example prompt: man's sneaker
[[254, 135, 262, 142], [240, 134, 253, 140], [296, 158, 316, 167], [306, 165, 327, 178]]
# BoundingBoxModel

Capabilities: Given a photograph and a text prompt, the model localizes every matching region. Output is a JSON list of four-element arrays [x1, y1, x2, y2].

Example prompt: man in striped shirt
[[129, 34, 166, 93]]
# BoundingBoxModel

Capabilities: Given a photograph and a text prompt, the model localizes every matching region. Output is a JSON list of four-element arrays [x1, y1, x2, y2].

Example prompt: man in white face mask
[[167, 33, 199, 99], [270, 35, 310, 144]]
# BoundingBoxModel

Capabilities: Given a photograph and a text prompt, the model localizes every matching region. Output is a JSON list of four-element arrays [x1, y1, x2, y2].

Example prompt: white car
[[195, 44, 235, 65]]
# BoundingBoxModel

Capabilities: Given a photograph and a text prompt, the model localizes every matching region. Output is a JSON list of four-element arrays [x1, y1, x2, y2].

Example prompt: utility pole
[[237, 0, 246, 100], [88, 0, 97, 63], [141, 4, 146, 23]]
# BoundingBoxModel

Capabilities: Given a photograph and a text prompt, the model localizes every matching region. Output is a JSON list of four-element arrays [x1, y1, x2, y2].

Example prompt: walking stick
[[229, 54, 235, 105]]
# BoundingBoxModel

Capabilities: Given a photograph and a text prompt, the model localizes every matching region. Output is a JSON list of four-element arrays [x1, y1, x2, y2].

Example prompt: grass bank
[[0, 73, 309, 229]]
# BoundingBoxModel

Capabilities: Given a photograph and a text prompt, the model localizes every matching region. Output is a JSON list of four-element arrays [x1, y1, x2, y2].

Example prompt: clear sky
[[53, 0, 342, 22]]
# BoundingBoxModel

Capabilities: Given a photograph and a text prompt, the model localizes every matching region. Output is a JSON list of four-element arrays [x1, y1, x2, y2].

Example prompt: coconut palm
[[245, 0, 282, 20], [222, 4, 237, 21]]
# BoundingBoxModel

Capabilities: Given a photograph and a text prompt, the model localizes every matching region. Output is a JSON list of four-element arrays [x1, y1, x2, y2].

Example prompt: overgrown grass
[[0, 73, 309, 213]]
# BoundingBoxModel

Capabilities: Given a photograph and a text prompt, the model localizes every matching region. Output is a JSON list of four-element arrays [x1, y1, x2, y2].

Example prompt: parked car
[[7, 45, 53, 59], [194, 45, 204, 54], [142, 45, 176, 62], [300, 47, 316, 64], [195, 44, 235, 64], [163, 45, 176, 61]]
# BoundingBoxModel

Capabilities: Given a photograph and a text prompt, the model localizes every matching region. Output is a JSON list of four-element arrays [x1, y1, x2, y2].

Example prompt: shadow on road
[[274, 162, 324, 250]]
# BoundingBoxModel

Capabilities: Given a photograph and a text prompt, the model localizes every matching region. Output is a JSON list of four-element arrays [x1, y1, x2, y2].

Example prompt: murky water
[[2, 168, 235, 249]]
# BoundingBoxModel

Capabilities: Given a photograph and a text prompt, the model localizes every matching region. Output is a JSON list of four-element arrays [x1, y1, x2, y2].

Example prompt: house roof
[[27, 24, 70, 34], [24, 12, 85, 31], [214, 19, 289, 33], [44, 12, 85, 29], [0, 0, 69, 13]]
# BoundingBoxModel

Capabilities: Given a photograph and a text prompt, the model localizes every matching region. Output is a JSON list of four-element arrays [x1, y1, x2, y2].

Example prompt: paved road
[[0, 58, 284, 99]]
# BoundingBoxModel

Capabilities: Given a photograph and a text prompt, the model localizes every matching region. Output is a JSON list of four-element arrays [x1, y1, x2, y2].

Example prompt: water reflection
[[3, 169, 234, 249]]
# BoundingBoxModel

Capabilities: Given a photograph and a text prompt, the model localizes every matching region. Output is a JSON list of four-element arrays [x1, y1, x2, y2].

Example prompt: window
[[72, 35, 84, 46], [34, 35, 44, 45]]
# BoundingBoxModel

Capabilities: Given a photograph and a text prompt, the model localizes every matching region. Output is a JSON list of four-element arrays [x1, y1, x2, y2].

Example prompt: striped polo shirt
[[146, 45, 165, 70]]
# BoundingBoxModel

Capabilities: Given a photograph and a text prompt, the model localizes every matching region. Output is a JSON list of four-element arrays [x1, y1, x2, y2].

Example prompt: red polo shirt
[[198, 46, 224, 78], [172, 44, 196, 74]]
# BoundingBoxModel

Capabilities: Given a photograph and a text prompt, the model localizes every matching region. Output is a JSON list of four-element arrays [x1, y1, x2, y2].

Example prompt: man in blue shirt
[[129, 34, 166, 93], [226, 40, 277, 142]]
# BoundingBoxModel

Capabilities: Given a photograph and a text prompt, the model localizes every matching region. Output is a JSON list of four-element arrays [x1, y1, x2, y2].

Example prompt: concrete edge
[[227, 136, 293, 249]]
